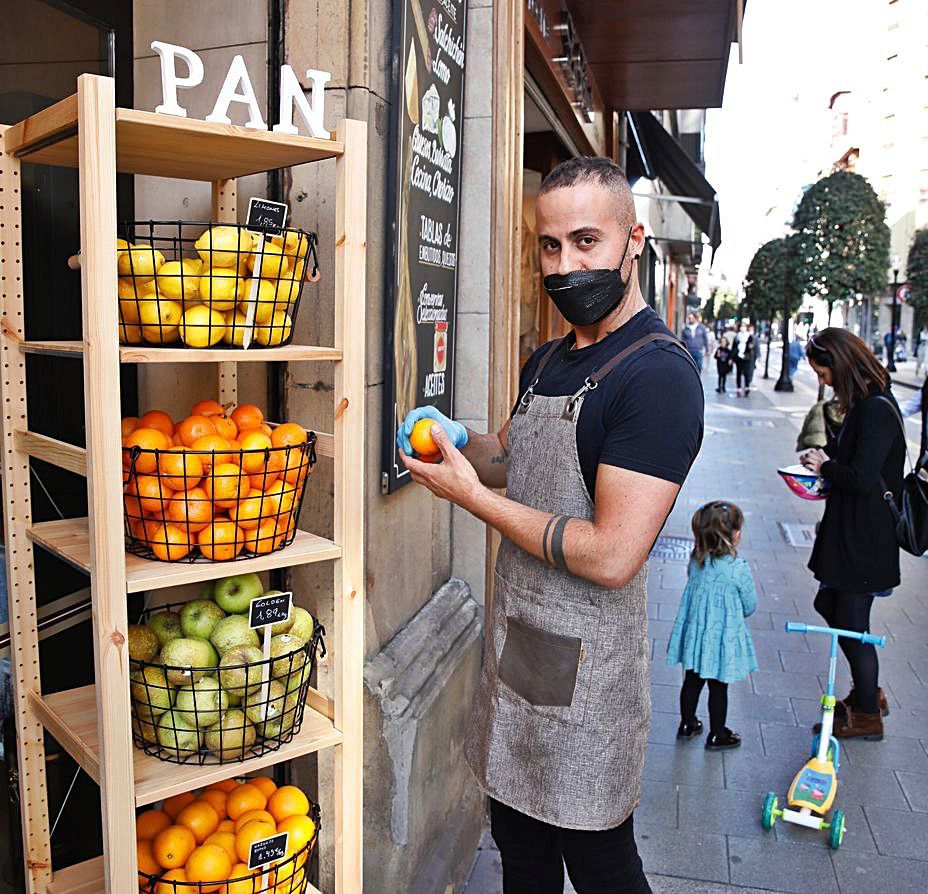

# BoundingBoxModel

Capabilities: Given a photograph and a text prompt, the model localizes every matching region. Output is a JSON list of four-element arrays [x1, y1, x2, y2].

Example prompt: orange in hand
[[409, 419, 441, 461]]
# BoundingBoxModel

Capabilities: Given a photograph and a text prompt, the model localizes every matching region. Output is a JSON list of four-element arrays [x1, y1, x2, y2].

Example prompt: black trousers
[[813, 587, 879, 713], [735, 358, 753, 389], [490, 799, 652, 894], [679, 669, 728, 735]]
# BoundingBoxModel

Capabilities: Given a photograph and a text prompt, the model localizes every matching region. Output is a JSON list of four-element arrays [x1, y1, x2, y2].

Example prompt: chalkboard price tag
[[248, 831, 289, 870], [246, 197, 289, 234], [249, 591, 292, 629]]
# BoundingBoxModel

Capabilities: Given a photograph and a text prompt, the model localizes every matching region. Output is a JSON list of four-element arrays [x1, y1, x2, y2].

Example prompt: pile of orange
[[123, 400, 314, 562], [137, 778, 317, 893]]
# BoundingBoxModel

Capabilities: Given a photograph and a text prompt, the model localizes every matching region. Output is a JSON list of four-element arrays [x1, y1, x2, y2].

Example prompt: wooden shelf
[[27, 518, 341, 592], [46, 856, 104, 894], [30, 686, 343, 808], [3, 100, 344, 180], [21, 341, 343, 363]]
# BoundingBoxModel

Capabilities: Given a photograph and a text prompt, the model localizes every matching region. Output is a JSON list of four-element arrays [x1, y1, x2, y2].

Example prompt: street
[[464, 351, 928, 894]]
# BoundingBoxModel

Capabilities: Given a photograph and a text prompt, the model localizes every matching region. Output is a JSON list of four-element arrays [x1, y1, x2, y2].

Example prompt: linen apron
[[466, 333, 684, 830]]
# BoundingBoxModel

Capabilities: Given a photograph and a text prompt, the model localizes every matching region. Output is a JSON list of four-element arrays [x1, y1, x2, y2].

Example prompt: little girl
[[714, 337, 732, 393], [666, 501, 758, 750]]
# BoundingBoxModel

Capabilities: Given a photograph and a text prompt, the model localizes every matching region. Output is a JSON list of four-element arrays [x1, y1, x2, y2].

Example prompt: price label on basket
[[246, 197, 289, 234], [249, 591, 292, 629], [248, 830, 289, 871]]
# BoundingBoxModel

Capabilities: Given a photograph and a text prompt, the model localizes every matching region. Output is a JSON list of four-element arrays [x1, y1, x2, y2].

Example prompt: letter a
[[273, 66, 331, 139], [206, 55, 267, 130], [151, 41, 204, 118]]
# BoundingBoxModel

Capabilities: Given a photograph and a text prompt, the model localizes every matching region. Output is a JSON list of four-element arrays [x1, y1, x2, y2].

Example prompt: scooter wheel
[[762, 792, 778, 830], [829, 810, 846, 849]]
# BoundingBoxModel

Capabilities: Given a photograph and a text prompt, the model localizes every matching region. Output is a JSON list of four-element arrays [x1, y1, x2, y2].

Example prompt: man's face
[[688, 314, 696, 325], [535, 182, 643, 278]]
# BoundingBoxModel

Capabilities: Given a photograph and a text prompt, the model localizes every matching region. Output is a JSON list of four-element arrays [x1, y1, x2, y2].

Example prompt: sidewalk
[[464, 357, 928, 894]]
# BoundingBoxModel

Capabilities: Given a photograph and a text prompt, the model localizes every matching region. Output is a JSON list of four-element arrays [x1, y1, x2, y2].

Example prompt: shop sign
[[551, 10, 594, 123], [150, 41, 331, 138], [381, 0, 467, 493]]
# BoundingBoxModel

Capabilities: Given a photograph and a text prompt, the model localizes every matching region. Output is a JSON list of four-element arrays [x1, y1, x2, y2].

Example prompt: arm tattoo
[[550, 516, 570, 570], [541, 515, 558, 564], [489, 452, 507, 465]]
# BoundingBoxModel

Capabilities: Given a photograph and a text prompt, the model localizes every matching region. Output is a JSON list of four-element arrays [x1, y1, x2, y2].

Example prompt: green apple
[[204, 709, 256, 761], [132, 711, 161, 746], [287, 606, 315, 643], [130, 666, 175, 713], [269, 633, 307, 681], [214, 572, 264, 614], [243, 679, 286, 725], [160, 637, 217, 686], [180, 599, 226, 640], [175, 675, 229, 728], [128, 624, 160, 663], [200, 581, 216, 601], [156, 709, 202, 756], [281, 663, 308, 695], [210, 614, 260, 654], [146, 610, 183, 647], [218, 645, 264, 697], [256, 690, 302, 741]]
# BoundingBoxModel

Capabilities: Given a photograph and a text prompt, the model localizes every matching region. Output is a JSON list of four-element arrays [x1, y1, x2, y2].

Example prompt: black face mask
[[542, 228, 636, 326]]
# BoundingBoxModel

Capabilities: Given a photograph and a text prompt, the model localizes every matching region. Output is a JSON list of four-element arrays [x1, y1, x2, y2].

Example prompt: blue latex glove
[[396, 405, 468, 456]]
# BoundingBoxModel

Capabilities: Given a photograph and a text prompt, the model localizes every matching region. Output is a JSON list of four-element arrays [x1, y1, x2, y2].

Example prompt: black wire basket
[[138, 803, 321, 892], [116, 220, 319, 349], [123, 435, 316, 563], [130, 602, 326, 765]]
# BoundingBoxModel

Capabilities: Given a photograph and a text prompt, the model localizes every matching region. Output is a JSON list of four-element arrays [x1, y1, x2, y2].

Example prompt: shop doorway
[[0, 1, 133, 887]]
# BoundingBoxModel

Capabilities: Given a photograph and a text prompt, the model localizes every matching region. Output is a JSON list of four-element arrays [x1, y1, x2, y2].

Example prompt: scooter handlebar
[[784, 621, 885, 648]]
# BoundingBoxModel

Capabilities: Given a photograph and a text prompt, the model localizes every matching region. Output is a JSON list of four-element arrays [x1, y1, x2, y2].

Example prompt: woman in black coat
[[800, 328, 904, 741]]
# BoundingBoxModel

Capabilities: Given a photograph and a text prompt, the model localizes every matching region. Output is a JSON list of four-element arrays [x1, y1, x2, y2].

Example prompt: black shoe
[[705, 728, 741, 751], [677, 719, 703, 739]]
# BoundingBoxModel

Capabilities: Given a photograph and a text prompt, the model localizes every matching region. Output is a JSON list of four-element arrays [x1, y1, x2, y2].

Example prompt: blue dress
[[666, 555, 758, 683]]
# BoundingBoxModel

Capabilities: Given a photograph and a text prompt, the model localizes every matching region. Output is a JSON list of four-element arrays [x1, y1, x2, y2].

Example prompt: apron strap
[[589, 332, 695, 385], [517, 335, 569, 412]]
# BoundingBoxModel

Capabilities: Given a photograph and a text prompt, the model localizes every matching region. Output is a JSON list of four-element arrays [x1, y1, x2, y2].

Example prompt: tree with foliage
[[791, 170, 890, 323], [907, 228, 928, 330], [745, 238, 787, 322], [716, 298, 739, 324]]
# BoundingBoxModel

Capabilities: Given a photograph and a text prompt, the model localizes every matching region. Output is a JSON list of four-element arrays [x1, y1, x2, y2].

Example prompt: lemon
[[138, 298, 183, 344], [179, 305, 226, 347], [117, 244, 164, 279], [253, 309, 293, 346], [247, 240, 291, 280], [222, 310, 251, 347], [155, 259, 201, 301], [199, 267, 243, 312], [239, 279, 278, 324], [274, 276, 302, 306], [271, 231, 310, 261], [194, 226, 254, 268], [119, 320, 144, 344]]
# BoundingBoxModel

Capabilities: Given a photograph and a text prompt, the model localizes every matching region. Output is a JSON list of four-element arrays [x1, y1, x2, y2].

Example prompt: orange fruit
[[230, 495, 268, 531], [206, 779, 240, 794], [124, 493, 145, 524], [153, 868, 187, 893], [149, 522, 192, 562], [129, 474, 175, 515], [246, 777, 277, 800], [137, 410, 176, 439], [204, 462, 251, 508], [276, 813, 316, 854], [203, 830, 237, 862], [191, 399, 225, 417], [166, 487, 213, 533], [225, 783, 267, 821], [270, 423, 307, 449], [192, 434, 234, 470], [212, 413, 238, 441], [233, 819, 277, 864], [152, 823, 196, 869], [239, 431, 274, 473], [136, 809, 172, 840], [230, 404, 264, 433], [185, 843, 232, 892], [176, 799, 220, 844], [281, 450, 310, 486], [162, 792, 197, 821], [261, 480, 295, 517], [124, 428, 171, 474], [225, 863, 258, 894], [217, 818, 236, 834], [137, 837, 161, 880], [158, 448, 204, 491], [233, 809, 276, 834], [197, 789, 228, 820], [266, 786, 310, 824], [197, 520, 244, 561], [121, 416, 139, 438], [246, 450, 284, 491], [409, 418, 440, 458], [176, 414, 219, 448], [243, 517, 282, 555]]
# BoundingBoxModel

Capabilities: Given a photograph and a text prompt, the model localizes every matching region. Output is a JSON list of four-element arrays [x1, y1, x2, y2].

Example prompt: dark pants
[[689, 349, 703, 371], [680, 669, 728, 736], [490, 798, 652, 894], [717, 368, 728, 391], [813, 587, 879, 713], [735, 358, 753, 389]]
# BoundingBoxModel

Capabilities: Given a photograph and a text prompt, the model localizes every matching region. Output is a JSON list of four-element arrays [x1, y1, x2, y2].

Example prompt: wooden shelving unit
[[0, 74, 366, 894]]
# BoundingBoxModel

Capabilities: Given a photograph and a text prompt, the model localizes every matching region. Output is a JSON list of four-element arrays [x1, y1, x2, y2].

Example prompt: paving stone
[[790, 696, 826, 726], [773, 803, 876, 854], [650, 711, 686, 746], [727, 690, 795, 724], [651, 683, 681, 715], [832, 767, 909, 810], [864, 806, 928, 859], [728, 834, 839, 893], [831, 850, 928, 894], [760, 722, 815, 760], [651, 658, 686, 686], [649, 877, 770, 894], [752, 670, 823, 697], [642, 741, 726, 787], [878, 706, 928, 739], [464, 849, 502, 892], [677, 783, 766, 838], [840, 734, 928, 773], [895, 770, 928, 811], [724, 749, 797, 796], [636, 779, 680, 830], [637, 827, 730, 884]]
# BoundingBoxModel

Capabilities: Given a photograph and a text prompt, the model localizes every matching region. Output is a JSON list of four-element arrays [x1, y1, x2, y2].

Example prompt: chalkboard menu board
[[381, 0, 467, 493]]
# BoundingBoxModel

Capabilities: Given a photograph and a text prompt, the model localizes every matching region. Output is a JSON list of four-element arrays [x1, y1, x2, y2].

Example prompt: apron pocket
[[498, 616, 580, 707]]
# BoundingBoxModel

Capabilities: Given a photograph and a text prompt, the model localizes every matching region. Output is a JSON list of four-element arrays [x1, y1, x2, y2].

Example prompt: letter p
[[151, 41, 204, 118]]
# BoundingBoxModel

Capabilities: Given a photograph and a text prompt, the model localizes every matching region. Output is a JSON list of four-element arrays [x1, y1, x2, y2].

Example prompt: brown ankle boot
[[843, 688, 889, 717], [833, 706, 883, 740]]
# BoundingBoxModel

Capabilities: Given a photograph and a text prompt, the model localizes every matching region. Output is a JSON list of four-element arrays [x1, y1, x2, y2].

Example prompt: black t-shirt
[[512, 307, 704, 499]]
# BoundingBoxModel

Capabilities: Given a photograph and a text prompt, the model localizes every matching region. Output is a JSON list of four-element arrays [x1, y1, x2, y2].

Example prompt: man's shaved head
[[539, 157, 636, 230]]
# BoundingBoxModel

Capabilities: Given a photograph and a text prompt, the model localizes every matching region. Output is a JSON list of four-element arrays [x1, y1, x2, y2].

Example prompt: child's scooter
[[761, 621, 886, 849]]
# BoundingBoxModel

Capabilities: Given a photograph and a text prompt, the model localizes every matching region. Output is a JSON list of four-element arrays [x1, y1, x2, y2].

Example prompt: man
[[789, 333, 804, 377], [397, 157, 704, 892], [680, 311, 709, 370]]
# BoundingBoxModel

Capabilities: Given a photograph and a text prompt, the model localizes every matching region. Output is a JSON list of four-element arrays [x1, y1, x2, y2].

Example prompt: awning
[[625, 111, 721, 253]]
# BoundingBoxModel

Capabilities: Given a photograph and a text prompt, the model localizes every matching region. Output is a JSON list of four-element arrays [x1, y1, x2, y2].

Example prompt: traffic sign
[[897, 283, 911, 304]]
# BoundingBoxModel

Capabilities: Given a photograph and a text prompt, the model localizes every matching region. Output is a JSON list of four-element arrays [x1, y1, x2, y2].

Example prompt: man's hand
[[400, 424, 484, 510]]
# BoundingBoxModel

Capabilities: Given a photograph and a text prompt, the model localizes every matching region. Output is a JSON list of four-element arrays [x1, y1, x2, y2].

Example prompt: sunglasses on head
[[808, 334, 833, 366]]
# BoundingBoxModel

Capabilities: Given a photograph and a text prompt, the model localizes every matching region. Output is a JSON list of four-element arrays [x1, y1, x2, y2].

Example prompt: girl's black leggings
[[813, 586, 879, 713], [680, 670, 728, 736]]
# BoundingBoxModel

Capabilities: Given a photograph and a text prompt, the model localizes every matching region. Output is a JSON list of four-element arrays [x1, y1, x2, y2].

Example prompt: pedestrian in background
[[681, 312, 709, 372], [733, 322, 755, 396], [666, 500, 757, 751], [714, 336, 732, 393], [789, 333, 804, 377], [800, 328, 904, 740], [916, 323, 928, 376]]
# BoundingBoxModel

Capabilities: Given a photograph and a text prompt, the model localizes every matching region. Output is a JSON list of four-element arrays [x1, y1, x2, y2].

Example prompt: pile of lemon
[[117, 226, 312, 348]]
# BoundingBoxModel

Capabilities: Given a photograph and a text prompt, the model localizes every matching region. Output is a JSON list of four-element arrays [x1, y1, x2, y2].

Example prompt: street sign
[[897, 283, 912, 304]]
